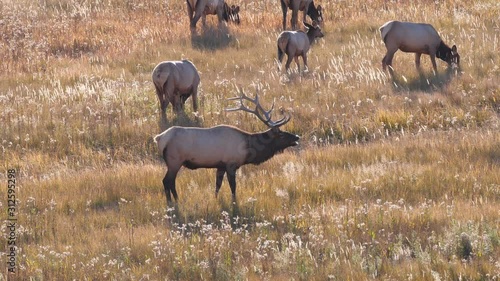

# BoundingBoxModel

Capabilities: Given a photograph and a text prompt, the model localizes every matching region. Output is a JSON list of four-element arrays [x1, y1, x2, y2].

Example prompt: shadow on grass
[[158, 111, 202, 132], [390, 67, 461, 93], [190, 25, 234, 51], [165, 196, 260, 233]]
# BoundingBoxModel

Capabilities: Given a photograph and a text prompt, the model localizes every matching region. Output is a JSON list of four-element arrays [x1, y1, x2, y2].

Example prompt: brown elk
[[379, 21, 460, 75], [277, 21, 324, 73], [187, 0, 241, 31], [154, 92, 299, 205], [281, 0, 323, 30], [151, 60, 200, 114]]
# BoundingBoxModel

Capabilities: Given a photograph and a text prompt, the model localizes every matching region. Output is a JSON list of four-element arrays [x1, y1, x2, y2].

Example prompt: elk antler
[[226, 91, 290, 128]]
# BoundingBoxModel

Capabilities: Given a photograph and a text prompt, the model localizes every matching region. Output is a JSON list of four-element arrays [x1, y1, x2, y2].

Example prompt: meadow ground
[[0, 0, 499, 279]]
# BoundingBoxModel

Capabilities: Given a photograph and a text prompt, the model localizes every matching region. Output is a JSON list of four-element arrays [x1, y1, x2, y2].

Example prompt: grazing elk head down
[[280, 0, 323, 30], [379, 21, 460, 75], [224, 3, 240, 24], [154, 92, 299, 205], [306, 2, 323, 25], [437, 43, 460, 67]]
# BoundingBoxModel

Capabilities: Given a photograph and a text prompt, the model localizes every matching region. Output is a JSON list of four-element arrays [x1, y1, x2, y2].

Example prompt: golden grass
[[1, 0, 499, 279]]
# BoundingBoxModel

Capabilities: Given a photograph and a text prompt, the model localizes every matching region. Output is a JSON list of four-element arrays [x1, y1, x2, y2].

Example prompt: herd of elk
[[154, 92, 299, 204], [150, 3, 461, 206]]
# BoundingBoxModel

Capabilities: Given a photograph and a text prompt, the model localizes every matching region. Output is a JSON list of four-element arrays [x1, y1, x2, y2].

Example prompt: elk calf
[[154, 92, 299, 205], [277, 21, 324, 73], [151, 60, 200, 115], [379, 21, 460, 75]]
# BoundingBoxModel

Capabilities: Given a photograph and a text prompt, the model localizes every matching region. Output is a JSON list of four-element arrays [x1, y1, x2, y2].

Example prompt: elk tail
[[277, 33, 289, 65], [154, 84, 162, 100], [379, 21, 394, 44], [154, 129, 175, 162]]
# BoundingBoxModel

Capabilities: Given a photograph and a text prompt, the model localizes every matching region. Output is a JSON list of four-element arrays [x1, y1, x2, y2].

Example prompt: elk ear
[[451, 45, 457, 54], [303, 21, 313, 29], [233, 5, 240, 13], [317, 5, 322, 12]]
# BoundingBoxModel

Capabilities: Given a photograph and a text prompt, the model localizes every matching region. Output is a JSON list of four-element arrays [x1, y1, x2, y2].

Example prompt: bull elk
[[151, 59, 200, 115], [379, 21, 460, 75], [281, 0, 323, 30], [277, 21, 324, 73], [154, 92, 299, 205]]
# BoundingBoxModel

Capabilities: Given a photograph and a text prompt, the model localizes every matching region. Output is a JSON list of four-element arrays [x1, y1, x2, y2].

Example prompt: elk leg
[[302, 6, 308, 24], [383, 48, 397, 76], [192, 85, 199, 112], [382, 47, 396, 71], [163, 169, 178, 204], [191, 1, 204, 29], [281, 0, 287, 30], [285, 55, 294, 72], [291, 8, 298, 30], [303, 54, 308, 72], [415, 53, 422, 69], [164, 77, 176, 113], [216, 5, 224, 26], [226, 168, 237, 202], [430, 54, 438, 74], [187, 0, 194, 20], [172, 95, 182, 112], [294, 56, 300, 73], [155, 84, 167, 113], [202, 14, 207, 26], [215, 168, 225, 197]]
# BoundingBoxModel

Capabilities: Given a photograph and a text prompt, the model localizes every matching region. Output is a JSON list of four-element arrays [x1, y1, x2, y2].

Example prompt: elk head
[[226, 92, 299, 163]]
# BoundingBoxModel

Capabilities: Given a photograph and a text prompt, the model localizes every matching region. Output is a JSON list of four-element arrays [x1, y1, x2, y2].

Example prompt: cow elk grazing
[[151, 60, 200, 115], [154, 92, 299, 205], [281, 0, 323, 30], [277, 21, 324, 73], [379, 21, 460, 75], [187, 0, 241, 31]]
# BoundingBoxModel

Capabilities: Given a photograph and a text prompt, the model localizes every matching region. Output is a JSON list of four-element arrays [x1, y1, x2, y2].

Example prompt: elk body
[[186, 0, 240, 30], [277, 21, 324, 73], [379, 21, 460, 74], [280, 0, 322, 30], [154, 93, 299, 204], [151, 60, 200, 114]]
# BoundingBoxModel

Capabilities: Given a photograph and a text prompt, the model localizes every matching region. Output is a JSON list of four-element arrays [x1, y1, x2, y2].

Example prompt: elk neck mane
[[244, 129, 281, 165]]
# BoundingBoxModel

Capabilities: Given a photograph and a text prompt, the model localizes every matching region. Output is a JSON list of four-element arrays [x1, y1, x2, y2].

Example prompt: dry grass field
[[1, 0, 499, 279]]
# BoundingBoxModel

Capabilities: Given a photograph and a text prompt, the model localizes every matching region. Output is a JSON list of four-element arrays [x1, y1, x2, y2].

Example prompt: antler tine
[[268, 111, 291, 128], [226, 90, 289, 128]]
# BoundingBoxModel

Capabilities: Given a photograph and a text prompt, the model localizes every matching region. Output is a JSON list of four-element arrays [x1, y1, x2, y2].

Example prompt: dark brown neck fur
[[244, 130, 279, 165], [436, 41, 451, 62]]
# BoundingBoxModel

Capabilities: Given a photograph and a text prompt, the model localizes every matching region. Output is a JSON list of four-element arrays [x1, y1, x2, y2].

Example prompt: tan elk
[[379, 21, 460, 75], [281, 0, 323, 30], [277, 21, 324, 73], [151, 60, 200, 114], [187, 0, 241, 31], [154, 92, 299, 205]]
